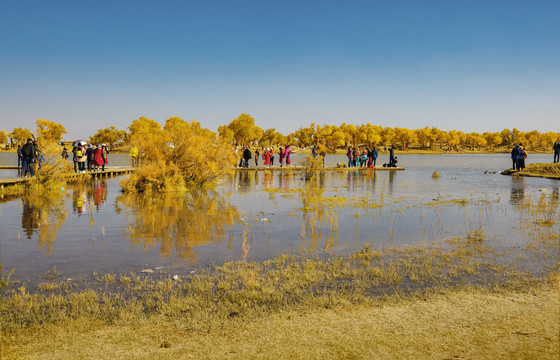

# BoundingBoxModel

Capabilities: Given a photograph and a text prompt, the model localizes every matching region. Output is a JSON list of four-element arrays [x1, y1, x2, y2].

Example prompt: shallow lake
[[1, 153, 558, 280]]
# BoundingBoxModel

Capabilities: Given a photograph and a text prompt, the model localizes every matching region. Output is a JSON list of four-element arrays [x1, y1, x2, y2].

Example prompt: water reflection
[[20, 191, 68, 255], [298, 183, 338, 253], [117, 191, 241, 263], [509, 177, 526, 206], [72, 179, 109, 215]]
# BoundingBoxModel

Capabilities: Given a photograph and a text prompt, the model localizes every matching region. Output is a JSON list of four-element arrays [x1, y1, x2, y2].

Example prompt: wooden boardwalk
[[234, 166, 405, 171], [0, 166, 134, 190]]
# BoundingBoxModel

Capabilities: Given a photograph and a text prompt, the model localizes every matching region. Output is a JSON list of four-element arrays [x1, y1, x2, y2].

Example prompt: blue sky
[[1, 0, 558, 140]]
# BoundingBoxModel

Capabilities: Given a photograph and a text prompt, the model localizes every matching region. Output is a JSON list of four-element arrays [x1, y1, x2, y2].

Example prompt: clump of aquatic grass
[[432, 170, 439, 178]]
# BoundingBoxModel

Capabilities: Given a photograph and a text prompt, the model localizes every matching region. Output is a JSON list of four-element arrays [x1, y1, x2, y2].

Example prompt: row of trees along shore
[[2, 115, 559, 152]]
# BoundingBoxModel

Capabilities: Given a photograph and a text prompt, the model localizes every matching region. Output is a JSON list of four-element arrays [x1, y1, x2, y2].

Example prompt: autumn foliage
[[121, 117, 236, 193]]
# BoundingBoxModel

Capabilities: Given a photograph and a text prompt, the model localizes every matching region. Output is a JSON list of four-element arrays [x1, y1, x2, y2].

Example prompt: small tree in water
[[121, 117, 236, 193], [300, 155, 323, 181]]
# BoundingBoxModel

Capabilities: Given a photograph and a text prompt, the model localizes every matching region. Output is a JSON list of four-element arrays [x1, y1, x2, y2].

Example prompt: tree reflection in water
[[298, 175, 339, 254], [20, 190, 68, 255], [117, 191, 241, 263]]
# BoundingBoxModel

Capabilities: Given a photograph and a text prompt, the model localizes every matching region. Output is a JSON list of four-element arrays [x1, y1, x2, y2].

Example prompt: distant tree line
[[2, 114, 558, 152]]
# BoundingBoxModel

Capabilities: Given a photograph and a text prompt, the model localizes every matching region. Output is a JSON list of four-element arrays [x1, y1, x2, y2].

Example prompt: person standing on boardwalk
[[129, 146, 138, 167], [101, 144, 109, 171], [76, 145, 86, 172], [17, 145, 22, 169], [389, 146, 395, 166], [347, 147, 353, 167], [285, 145, 292, 166], [72, 146, 78, 172], [279, 147, 285, 167], [371, 146, 378, 167], [93, 145, 103, 171], [21, 138, 35, 177], [86, 144, 94, 171], [263, 148, 271, 166], [242, 146, 252, 168], [270, 147, 275, 166], [511, 144, 519, 170], [254, 148, 260, 167], [554, 139, 560, 163]]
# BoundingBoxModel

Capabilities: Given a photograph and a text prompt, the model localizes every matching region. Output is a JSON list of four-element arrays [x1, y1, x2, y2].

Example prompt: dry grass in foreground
[[3, 284, 558, 360], [1, 231, 558, 359]]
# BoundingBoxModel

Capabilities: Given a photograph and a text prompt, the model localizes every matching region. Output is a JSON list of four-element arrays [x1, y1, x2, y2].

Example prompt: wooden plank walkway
[[234, 166, 405, 171], [0, 166, 134, 190]]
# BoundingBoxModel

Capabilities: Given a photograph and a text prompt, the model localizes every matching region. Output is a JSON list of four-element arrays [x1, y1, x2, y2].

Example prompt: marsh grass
[[1, 231, 553, 333]]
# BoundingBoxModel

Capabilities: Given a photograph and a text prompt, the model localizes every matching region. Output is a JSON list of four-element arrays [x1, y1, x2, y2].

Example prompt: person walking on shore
[[554, 139, 560, 163], [254, 148, 260, 166]]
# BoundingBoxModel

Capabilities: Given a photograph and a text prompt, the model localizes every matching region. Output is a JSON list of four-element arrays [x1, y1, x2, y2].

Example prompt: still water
[[1, 153, 558, 279]]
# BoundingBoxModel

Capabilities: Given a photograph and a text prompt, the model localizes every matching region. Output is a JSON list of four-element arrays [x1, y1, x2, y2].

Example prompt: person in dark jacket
[[511, 144, 519, 170], [371, 146, 378, 167], [554, 139, 560, 163], [17, 145, 22, 169], [86, 145, 94, 171], [21, 138, 35, 177], [389, 146, 395, 166], [242, 146, 252, 168]]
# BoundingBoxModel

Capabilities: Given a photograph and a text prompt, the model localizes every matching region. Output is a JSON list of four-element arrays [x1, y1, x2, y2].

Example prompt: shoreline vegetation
[[502, 162, 560, 180], [2, 231, 559, 359]]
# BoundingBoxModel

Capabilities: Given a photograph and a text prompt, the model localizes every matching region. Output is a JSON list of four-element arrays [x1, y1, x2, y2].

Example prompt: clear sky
[[1, 0, 558, 140]]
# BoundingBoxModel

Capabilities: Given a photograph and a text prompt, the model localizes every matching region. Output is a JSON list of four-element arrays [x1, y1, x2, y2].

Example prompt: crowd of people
[[71, 143, 109, 173], [15, 139, 110, 177], [239, 145, 292, 168]]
